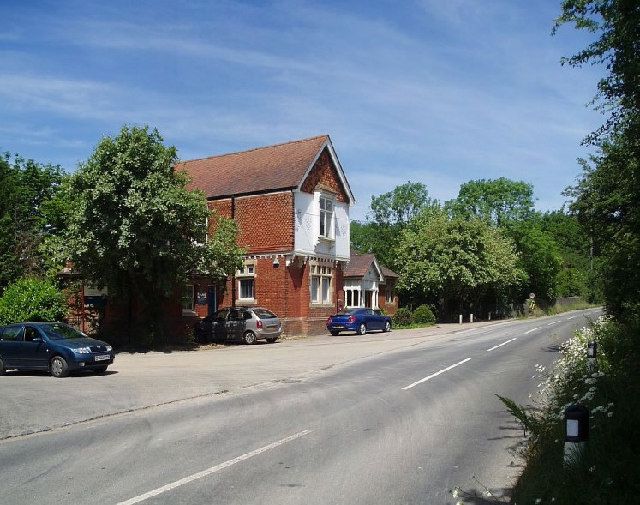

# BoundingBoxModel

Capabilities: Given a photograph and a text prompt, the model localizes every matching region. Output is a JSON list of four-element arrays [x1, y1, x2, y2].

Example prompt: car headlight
[[105, 345, 112, 352], [73, 347, 92, 354]]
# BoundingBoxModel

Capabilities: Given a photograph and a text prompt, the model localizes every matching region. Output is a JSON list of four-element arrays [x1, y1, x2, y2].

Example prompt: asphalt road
[[0, 309, 601, 505]]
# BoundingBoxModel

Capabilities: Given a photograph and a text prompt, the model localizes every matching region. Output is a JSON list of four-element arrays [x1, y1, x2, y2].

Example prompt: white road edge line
[[524, 328, 538, 335], [486, 337, 518, 352], [402, 358, 471, 390], [117, 429, 313, 505]]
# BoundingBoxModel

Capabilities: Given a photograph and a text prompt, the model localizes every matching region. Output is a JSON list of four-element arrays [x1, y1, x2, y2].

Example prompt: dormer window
[[319, 195, 334, 239]]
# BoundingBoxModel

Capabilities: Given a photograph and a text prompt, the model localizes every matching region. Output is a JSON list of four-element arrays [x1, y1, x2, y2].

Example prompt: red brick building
[[177, 135, 356, 335]]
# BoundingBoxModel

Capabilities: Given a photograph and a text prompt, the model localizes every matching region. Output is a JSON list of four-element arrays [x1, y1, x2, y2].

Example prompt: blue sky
[[0, 0, 603, 220]]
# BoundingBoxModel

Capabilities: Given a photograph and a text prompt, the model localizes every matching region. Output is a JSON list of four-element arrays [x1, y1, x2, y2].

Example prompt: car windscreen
[[253, 309, 277, 319], [40, 323, 87, 340]]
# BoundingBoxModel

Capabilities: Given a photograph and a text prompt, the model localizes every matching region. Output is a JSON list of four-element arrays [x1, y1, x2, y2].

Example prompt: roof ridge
[[177, 134, 329, 164]]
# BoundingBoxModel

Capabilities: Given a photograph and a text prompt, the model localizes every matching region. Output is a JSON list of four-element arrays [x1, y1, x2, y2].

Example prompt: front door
[[207, 286, 217, 316]]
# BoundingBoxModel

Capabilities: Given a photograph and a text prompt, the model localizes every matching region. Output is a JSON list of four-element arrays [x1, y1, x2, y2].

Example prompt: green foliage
[[495, 394, 541, 437], [447, 177, 535, 226], [0, 278, 66, 325], [412, 304, 436, 324], [505, 220, 563, 303], [0, 153, 65, 288], [396, 210, 526, 315], [350, 221, 399, 272], [369, 181, 438, 227], [392, 307, 413, 327], [62, 125, 243, 343]]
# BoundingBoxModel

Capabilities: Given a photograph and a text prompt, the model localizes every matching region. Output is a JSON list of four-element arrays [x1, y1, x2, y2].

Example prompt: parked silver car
[[195, 307, 282, 345]]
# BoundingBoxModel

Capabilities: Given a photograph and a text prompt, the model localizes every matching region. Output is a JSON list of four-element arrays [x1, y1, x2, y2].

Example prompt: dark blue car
[[0, 322, 114, 378], [326, 308, 392, 335]]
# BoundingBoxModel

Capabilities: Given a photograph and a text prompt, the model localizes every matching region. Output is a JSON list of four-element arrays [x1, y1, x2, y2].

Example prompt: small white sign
[[567, 419, 579, 437]]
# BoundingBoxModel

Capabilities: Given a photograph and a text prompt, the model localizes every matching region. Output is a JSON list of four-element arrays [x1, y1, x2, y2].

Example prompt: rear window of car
[[0, 326, 23, 341], [336, 309, 355, 315], [253, 309, 277, 319]]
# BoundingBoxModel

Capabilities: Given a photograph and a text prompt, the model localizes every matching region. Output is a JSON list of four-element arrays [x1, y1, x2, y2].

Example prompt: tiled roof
[[178, 135, 330, 199], [344, 252, 376, 277], [380, 265, 399, 279], [345, 251, 399, 279]]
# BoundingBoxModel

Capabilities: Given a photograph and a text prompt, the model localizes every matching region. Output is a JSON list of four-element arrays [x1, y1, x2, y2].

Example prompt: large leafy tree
[[396, 210, 526, 319], [64, 126, 243, 341], [0, 153, 65, 290], [447, 177, 535, 226], [353, 182, 439, 270], [556, 0, 640, 315], [505, 221, 563, 303]]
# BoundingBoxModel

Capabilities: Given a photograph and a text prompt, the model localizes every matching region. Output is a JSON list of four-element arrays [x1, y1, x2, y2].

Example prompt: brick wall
[[300, 149, 348, 203]]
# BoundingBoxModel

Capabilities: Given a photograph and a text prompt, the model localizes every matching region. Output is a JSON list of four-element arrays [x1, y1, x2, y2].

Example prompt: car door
[[373, 310, 385, 330], [0, 326, 24, 367], [364, 309, 378, 329], [0, 326, 25, 368], [213, 309, 229, 342], [226, 309, 247, 341], [22, 325, 49, 369]]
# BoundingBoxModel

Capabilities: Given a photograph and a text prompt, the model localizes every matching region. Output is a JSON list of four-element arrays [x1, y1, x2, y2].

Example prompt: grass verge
[[503, 315, 640, 504]]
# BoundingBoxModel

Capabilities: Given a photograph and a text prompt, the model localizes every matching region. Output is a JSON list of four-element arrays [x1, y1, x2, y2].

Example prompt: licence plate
[[94, 355, 110, 362], [333, 325, 344, 329]]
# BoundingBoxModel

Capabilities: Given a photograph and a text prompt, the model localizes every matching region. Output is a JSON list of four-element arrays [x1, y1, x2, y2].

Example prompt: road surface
[[0, 309, 600, 504]]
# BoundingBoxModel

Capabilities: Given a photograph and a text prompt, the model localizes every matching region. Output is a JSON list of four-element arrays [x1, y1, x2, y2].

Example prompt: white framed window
[[344, 287, 360, 308], [237, 262, 256, 301], [181, 284, 195, 311], [319, 195, 334, 239], [310, 264, 332, 304]]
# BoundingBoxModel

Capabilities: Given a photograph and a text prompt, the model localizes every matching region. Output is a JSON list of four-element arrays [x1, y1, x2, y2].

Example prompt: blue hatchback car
[[326, 308, 392, 335], [0, 322, 114, 378]]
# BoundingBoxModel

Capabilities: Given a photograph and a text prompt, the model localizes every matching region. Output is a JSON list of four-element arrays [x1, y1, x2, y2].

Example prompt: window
[[0, 326, 23, 341], [344, 288, 360, 308], [181, 284, 194, 311], [310, 264, 332, 304], [319, 195, 334, 239], [386, 285, 394, 303], [237, 262, 256, 301]]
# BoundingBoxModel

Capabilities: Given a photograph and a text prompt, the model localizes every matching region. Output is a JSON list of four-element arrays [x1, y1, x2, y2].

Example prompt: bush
[[412, 304, 436, 324], [393, 307, 413, 327], [0, 278, 66, 325]]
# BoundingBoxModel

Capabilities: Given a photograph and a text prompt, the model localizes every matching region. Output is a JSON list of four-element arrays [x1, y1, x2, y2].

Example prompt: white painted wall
[[294, 190, 350, 261]]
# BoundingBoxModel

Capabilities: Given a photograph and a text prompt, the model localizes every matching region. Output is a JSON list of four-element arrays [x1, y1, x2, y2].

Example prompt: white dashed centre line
[[117, 430, 313, 505], [524, 327, 538, 335], [486, 337, 517, 352], [567, 316, 575, 320], [547, 321, 558, 326], [402, 358, 471, 390]]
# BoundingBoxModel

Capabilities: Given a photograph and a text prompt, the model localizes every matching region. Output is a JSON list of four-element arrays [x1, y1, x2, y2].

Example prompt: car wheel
[[243, 331, 257, 345], [266, 337, 278, 343], [50, 356, 69, 378], [357, 323, 367, 335], [94, 366, 108, 374], [330, 330, 340, 336], [0, 356, 5, 375], [384, 321, 391, 332]]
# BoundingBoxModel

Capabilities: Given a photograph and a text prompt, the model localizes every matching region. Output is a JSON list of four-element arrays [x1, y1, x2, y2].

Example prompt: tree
[[556, 0, 640, 315], [0, 278, 66, 325], [396, 210, 526, 319], [0, 153, 65, 290], [555, 0, 640, 139], [63, 125, 243, 342], [353, 182, 439, 271], [505, 221, 562, 303], [369, 182, 439, 227], [447, 177, 535, 226]]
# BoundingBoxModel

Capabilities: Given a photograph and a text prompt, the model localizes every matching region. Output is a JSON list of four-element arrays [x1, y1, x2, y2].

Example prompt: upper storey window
[[319, 195, 334, 239]]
